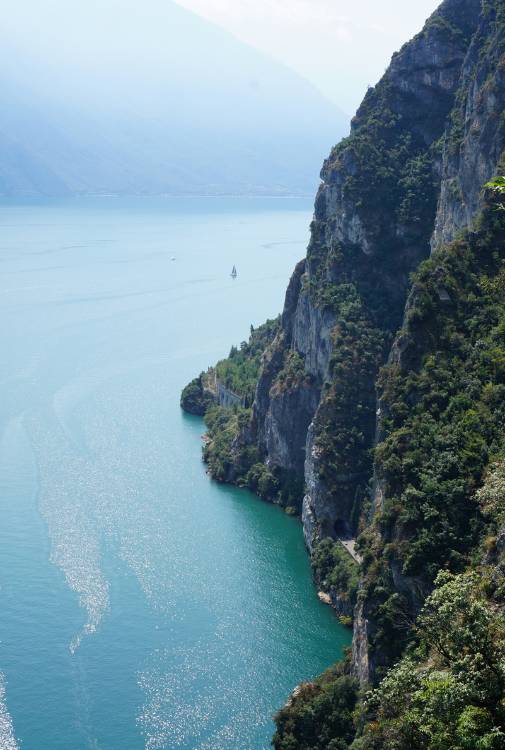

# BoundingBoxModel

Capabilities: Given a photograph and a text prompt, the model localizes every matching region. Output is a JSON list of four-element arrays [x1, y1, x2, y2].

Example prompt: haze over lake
[[0, 197, 349, 749], [0, 0, 347, 197]]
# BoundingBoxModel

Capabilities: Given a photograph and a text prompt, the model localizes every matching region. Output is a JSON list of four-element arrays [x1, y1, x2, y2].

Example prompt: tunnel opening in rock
[[334, 519, 351, 539]]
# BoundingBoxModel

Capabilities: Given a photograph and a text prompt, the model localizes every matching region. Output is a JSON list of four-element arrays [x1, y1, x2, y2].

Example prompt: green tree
[[362, 572, 505, 750]]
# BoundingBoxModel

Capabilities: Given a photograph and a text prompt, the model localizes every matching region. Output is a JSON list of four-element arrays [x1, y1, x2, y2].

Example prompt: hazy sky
[[174, 0, 441, 114]]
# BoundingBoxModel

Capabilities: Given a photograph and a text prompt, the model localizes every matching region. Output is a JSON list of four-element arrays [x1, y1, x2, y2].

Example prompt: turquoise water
[[0, 197, 349, 750]]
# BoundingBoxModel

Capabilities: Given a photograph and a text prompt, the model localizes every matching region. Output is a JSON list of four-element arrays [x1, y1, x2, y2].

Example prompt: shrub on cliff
[[181, 318, 280, 417], [215, 317, 280, 405], [312, 538, 360, 608], [245, 463, 279, 500], [359, 571, 505, 750], [203, 406, 254, 481], [180, 373, 214, 416], [360, 194, 505, 665], [273, 665, 359, 750]]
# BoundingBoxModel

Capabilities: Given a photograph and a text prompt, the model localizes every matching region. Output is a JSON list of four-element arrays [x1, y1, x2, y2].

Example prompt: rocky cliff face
[[251, 260, 324, 477], [357, 0, 505, 686], [184, 1, 505, 736], [433, 1, 505, 247], [213, 0, 505, 692], [246, 0, 485, 555]]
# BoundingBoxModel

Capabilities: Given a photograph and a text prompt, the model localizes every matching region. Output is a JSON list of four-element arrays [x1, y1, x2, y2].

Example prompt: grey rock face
[[303, 424, 332, 550], [253, 261, 306, 443], [253, 261, 318, 473], [303, 419, 361, 548], [302, 493, 317, 553], [292, 291, 336, 382], [317, 0, 480, 277], [252, 259, 336, 477], [327, 588, 354, 620], [351, 601, 371, 686], [433, 4, 505, 248], [264, 381, 320, 474]]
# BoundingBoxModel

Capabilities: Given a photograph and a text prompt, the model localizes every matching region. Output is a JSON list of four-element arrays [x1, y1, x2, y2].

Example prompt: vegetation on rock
[[312, 538, 360, 611], [182, 1, 505, 747], [360, 191, 505, 668], [214, 317, 280, 406], [182, 316, 303, 507], [358, 570, 505, 750], [180, 373, 214, 416], [273, 662, 359, 750]]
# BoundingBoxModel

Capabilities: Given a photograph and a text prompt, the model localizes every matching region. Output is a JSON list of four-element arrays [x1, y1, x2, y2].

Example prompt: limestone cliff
[[433, 0, 505, 247], [183, 0, 505, 745], [246, 0, 485, 555], [357, 0, 505, 685]]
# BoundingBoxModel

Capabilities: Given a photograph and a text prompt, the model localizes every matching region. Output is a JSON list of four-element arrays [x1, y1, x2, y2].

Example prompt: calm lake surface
[[0, 197, 349, 750]]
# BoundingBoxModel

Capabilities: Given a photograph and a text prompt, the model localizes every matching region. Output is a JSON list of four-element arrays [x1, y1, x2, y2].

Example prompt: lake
[[0, 197, 349, 750]]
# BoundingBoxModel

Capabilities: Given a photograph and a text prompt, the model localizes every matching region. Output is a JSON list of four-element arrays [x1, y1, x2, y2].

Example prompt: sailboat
[[231, 265, 237, 279]]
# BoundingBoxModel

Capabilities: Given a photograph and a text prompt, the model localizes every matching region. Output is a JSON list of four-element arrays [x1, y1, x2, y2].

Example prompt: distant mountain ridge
[[0, 0, 348, 197]]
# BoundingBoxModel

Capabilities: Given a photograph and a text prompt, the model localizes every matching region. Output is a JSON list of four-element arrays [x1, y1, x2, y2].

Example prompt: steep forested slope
[[182, 0, 505, 746]]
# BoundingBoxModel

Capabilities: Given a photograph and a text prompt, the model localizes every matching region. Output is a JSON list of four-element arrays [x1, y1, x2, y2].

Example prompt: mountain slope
[[182, 0, 505, 746], [0, 0, 347, 197]]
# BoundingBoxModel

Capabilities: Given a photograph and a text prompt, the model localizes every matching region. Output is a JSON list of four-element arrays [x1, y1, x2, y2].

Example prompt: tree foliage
[[273, 664, 359, 750], [215, 317, 280, 405], [360, 571, 505, 750]]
